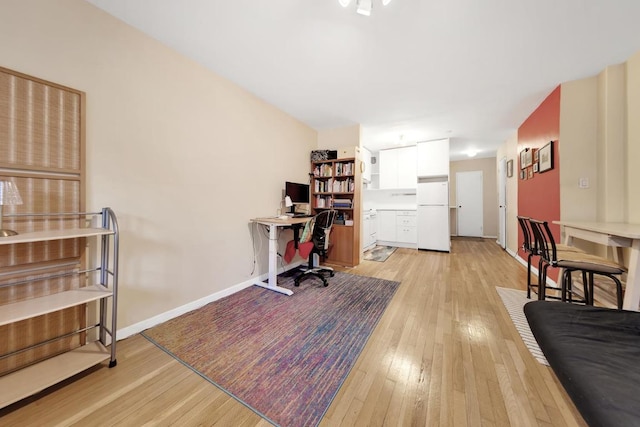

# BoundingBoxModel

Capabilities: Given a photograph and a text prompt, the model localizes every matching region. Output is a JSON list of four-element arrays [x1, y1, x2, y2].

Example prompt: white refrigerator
[[417, 178, 450, 252]]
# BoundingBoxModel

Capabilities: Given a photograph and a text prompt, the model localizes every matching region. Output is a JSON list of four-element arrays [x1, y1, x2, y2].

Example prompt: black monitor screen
[[285, 181, 310, 204]]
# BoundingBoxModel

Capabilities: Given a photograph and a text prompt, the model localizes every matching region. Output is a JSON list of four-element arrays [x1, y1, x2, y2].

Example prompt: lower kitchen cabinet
[[377, 210, 417, 248]]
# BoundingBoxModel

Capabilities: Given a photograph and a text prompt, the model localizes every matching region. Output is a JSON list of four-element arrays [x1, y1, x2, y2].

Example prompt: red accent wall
[[517, 86, 561, 280]]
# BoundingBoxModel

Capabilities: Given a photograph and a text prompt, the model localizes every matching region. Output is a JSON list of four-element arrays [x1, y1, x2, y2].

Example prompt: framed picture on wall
[[520, 149, 533, 169], [533, 163, 539, 173], [507, 159, 514, 177], [528, 167, 533, 178], [539, 141, 554, 172]]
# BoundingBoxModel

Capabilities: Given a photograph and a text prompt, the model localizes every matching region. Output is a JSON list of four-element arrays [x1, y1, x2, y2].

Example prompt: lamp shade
[[0, 181, 23, 206], [284, 196, 293, 208], [338, 0, 351, 7]]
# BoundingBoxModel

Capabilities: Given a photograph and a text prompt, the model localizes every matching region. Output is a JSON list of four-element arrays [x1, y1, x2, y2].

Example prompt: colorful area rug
[[496, 287, 549, 365], [363, 245, 397, 262], [142, 272, 400, 427]]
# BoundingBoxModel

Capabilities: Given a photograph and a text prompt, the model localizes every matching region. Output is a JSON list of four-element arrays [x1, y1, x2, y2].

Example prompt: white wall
[[0, 0, 317, 330], [496, 133, 519, 254]]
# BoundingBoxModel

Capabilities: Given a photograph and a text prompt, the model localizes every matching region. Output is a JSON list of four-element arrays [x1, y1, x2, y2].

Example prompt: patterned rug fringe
[[496, 287, 549, 366]]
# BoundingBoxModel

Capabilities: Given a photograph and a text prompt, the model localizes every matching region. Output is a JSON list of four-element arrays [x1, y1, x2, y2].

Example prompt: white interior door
[[498, 158, 506, 248], [456, 171, 483, 237]]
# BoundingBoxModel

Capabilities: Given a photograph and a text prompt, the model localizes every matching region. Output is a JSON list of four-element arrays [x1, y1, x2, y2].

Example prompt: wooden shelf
[[0, 285, 112, 326], [0, 228, 113, 246], [0, 342, 110, 408]]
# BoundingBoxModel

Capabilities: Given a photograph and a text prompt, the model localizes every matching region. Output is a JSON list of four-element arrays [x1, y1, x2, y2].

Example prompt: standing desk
[[251, 216, 312, 296], [554, 220, 640, 311]]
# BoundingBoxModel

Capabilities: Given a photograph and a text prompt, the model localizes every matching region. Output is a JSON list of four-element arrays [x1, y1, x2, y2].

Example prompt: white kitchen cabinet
[[379, 146, 417, 189], [362, 210, 378, 251], [379, 149, 397, 189], [376, 210, 417, 248], [396, 211, 417, 244], [417, 138, 450, 177], [377, 210, 397, 242], [397, 146, 417, 188]]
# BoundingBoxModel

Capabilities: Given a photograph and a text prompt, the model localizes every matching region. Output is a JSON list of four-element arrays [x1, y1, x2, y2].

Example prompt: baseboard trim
[[117, 261, 304, 340]]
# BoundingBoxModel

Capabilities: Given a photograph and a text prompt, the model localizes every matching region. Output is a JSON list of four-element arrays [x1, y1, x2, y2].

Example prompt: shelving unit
[[0, 208, 119, 409], [311, 157, 361, 266]]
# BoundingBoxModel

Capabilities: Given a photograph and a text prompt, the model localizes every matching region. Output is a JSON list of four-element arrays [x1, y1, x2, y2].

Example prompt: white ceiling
[[87, 0, 640, 160]]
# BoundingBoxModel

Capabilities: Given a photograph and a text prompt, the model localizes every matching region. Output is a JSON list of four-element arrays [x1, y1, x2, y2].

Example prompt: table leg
[[623, 239, 640, 311], [253, 224, 293, 296]]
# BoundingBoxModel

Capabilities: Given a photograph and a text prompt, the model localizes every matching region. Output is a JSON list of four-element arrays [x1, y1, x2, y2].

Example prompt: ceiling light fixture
[[356, 0, 372, 16], [340, 0, 392, 16]]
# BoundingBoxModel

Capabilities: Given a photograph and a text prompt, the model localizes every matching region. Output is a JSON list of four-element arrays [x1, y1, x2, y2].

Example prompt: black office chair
[[294, 210, 337, 287]]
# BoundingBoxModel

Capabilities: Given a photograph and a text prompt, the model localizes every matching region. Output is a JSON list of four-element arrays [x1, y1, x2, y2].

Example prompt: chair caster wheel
[[323, 280, 328, 287], [294, 280, 300, 287], [330, 272, 335, 277]]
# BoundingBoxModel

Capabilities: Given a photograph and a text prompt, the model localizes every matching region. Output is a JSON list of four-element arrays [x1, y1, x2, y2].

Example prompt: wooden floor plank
[[0, 239, 587, 426]]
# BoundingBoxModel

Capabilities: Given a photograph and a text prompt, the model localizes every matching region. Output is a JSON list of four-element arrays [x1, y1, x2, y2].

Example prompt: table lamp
[[284, 195, 293, 215], [0, 180, 23, 237]]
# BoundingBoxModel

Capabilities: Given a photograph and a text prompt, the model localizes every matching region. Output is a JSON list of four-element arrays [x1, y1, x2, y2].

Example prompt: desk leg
[[253, 224, 293, 296], [623, 239, 640, 311]]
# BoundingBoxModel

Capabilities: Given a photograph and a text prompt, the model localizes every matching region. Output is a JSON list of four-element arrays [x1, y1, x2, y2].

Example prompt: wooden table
[[554, 221, 640, 311], [250, 216, 312, 296]]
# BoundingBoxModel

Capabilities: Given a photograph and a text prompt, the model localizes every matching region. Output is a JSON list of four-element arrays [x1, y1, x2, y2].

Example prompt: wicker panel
[[0, 71, 81, 171], [0, 263, 81, 305], [0, 175, 81, 269], [0, 307, 84, 376], [0, 67, 86, 376]]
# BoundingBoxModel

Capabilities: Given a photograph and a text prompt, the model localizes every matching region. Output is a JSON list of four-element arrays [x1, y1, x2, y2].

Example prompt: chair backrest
[[528, 219, 558, 264], [517, 216, 535, 254], [312, 210, 336, 251]]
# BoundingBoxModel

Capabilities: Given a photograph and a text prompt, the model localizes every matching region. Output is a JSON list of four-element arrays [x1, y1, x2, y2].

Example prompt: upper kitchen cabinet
[[379, 146, 417, 189], [417, 138, 450, 177]]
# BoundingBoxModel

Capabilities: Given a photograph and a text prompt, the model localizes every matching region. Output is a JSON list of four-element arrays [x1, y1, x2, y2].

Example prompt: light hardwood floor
[[0, 238, 585, 426]]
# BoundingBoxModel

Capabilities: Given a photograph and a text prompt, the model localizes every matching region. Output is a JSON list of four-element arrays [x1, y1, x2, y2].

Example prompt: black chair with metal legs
[[517, 216, 537, 299], [529, 219, 625, 309]]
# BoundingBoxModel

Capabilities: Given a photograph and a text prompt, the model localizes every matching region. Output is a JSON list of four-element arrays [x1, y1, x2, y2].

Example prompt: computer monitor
[[285, 181, 310, 212]]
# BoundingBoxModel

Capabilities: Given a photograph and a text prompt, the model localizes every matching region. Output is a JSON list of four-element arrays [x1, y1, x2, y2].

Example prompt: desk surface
[[554, 221, 640, 239], [251, 216, 312, 226]]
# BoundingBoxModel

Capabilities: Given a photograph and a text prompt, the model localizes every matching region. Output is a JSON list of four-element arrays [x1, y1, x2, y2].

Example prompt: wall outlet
[[579, 177, 589, 189]]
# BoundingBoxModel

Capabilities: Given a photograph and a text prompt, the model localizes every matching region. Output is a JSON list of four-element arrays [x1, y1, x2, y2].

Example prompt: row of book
[[334, 162, 354, 176], [313, 163, 333, 177], [313, 178, 355, 193], [314, 195, 353, 209], [312, 162, 356, 178]]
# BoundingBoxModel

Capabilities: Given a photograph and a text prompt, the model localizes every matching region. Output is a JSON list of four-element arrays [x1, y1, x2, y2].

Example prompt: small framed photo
[[532, 148, 539, 163], [539, 141, 554, 172], [520, 170, 526, 180], [528, 167, 533, 178], [533, 163, 539, 173], [507, 159, 514, 177], [520, 149, 532, 169]]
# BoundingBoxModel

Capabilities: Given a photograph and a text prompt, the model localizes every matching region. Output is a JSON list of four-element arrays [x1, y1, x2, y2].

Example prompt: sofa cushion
[[524, 301, 640, 427]]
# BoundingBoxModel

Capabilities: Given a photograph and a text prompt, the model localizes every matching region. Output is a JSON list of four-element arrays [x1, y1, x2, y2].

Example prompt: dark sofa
[[524, 301, 640, 427]]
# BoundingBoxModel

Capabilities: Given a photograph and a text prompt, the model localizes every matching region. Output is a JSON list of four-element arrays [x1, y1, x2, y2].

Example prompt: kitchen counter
[[374, 206, 417, 211]]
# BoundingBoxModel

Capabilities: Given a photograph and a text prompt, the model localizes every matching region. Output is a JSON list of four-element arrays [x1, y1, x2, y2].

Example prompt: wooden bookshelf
[[311, 157, 362, 266]]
